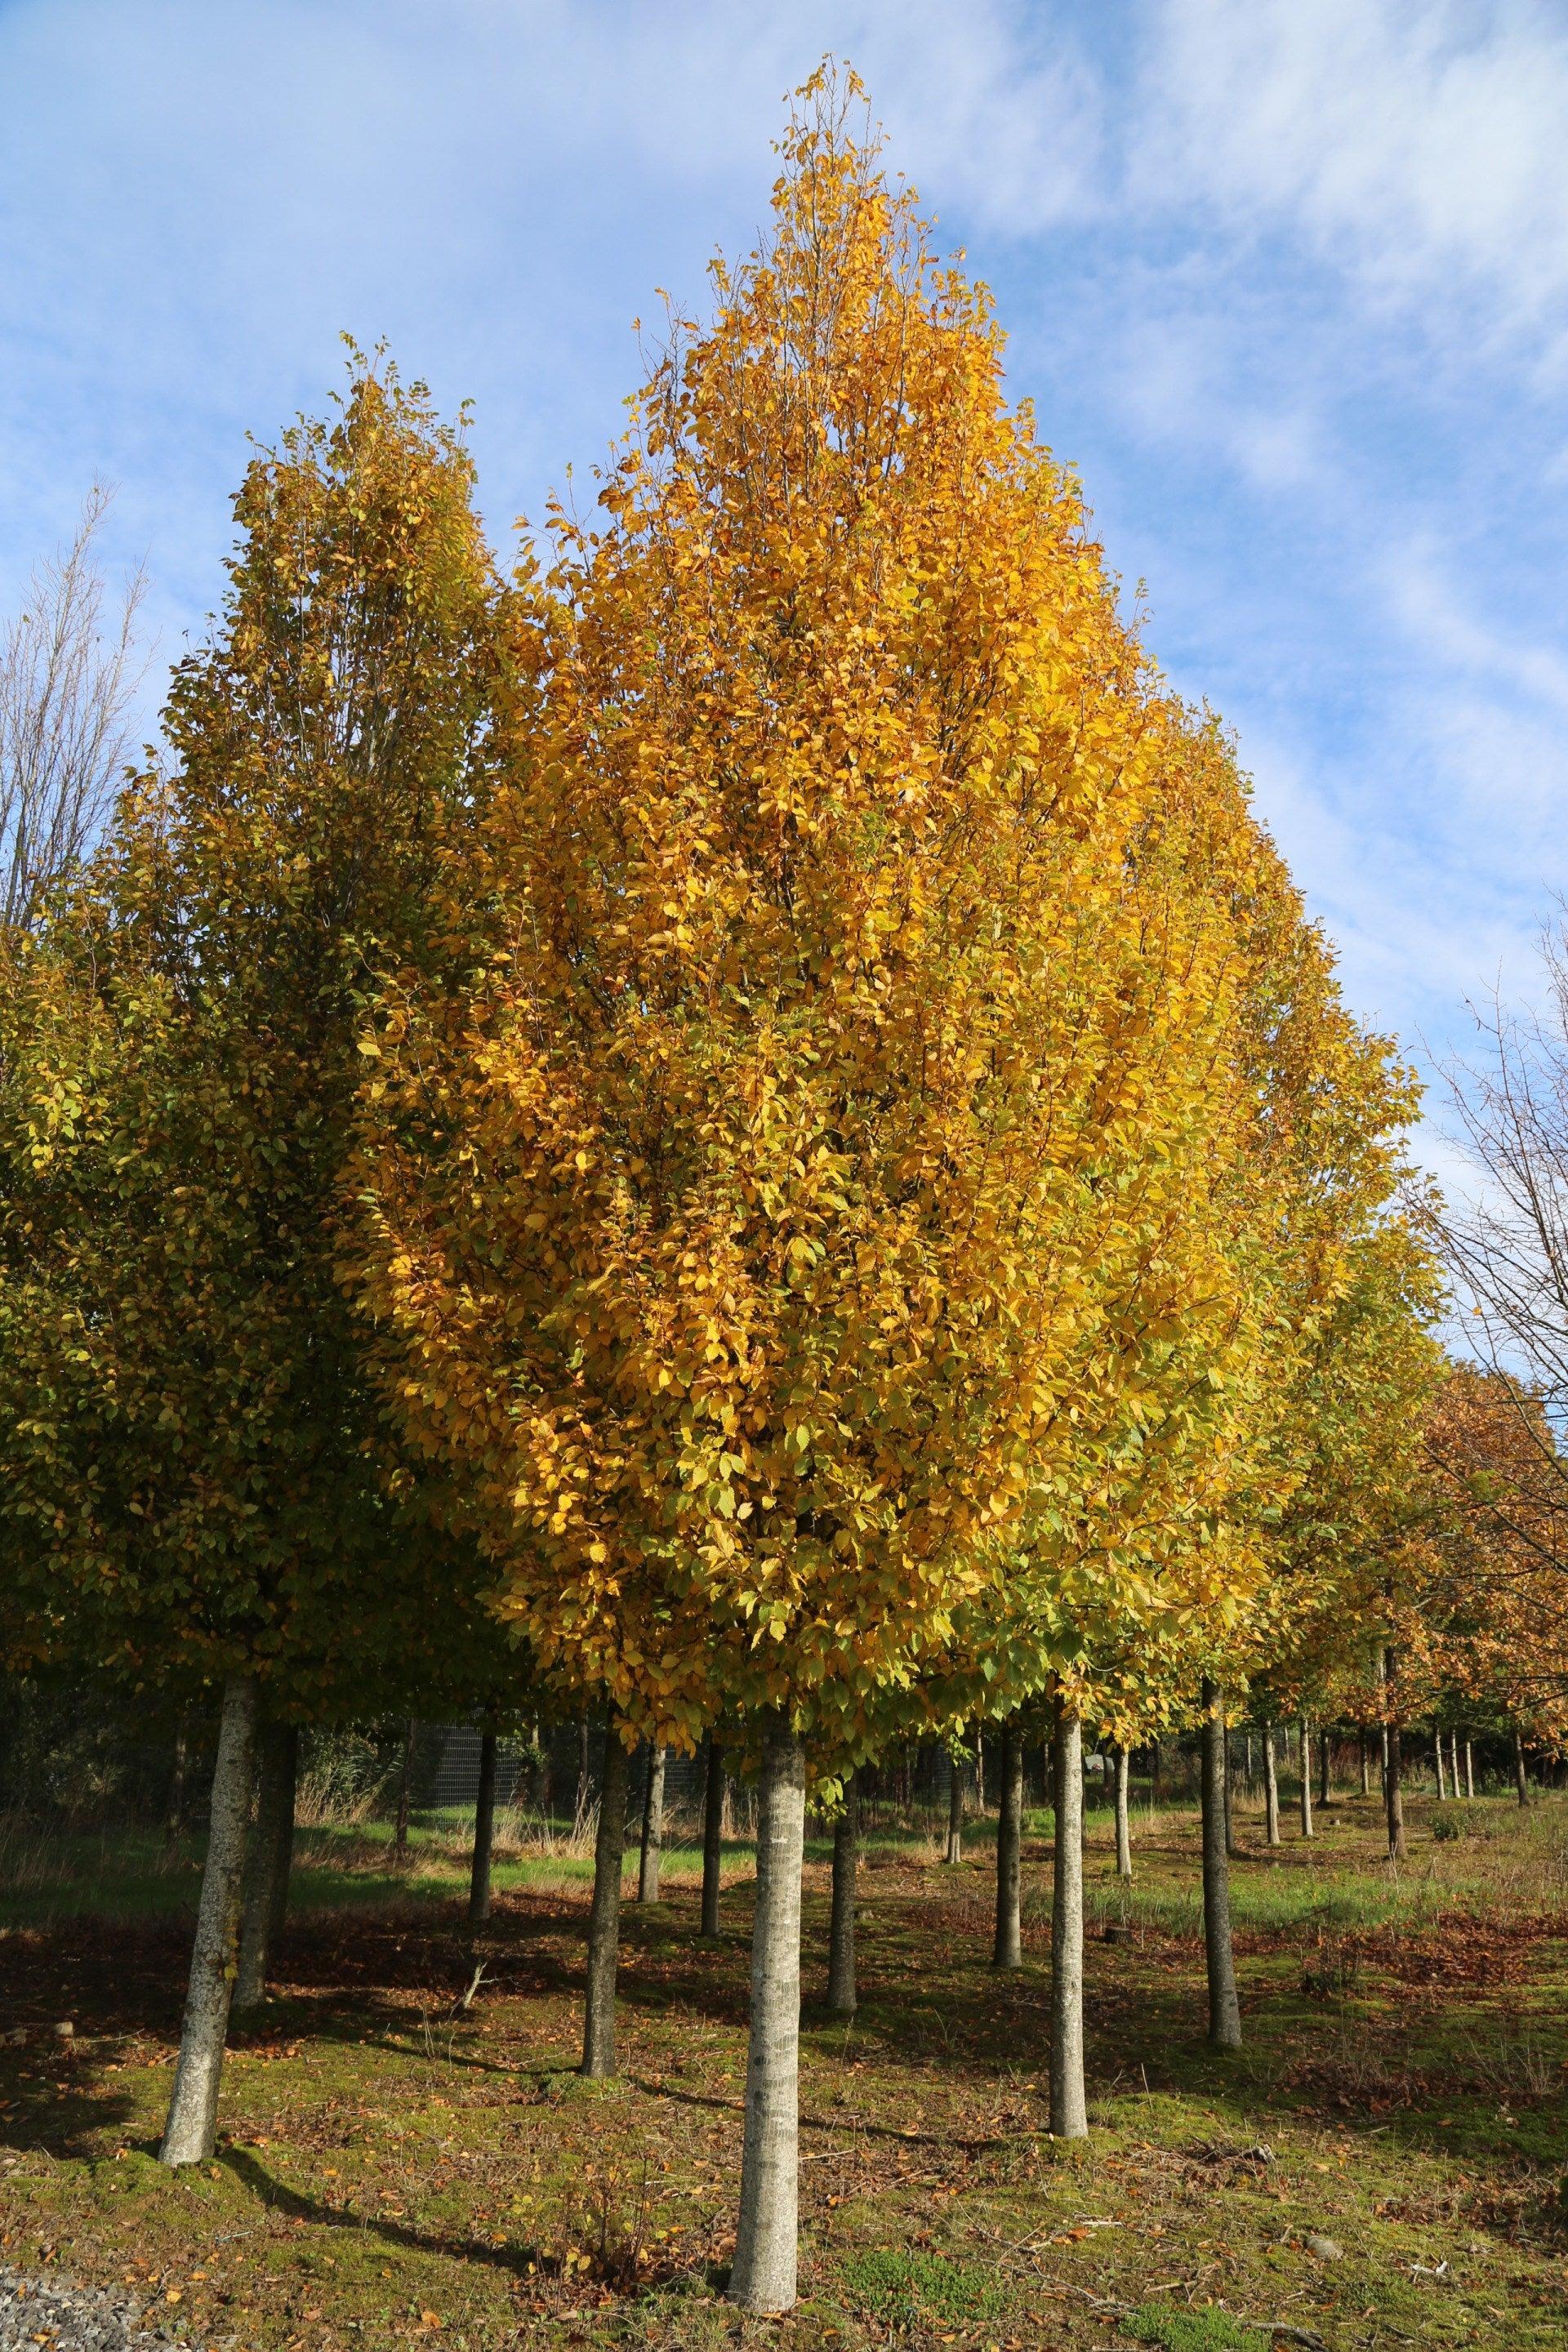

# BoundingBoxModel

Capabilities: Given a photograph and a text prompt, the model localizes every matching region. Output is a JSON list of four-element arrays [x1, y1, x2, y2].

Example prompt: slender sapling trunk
[[1200, 1678, 1242, 2051], [581, 1727, 630, 2078], [469, 1729, 498, 1927], [1435, 1733, 1449, 1801], [1049, 1699, 1088, 2137], [638, 1743, 666, 1902], [1513, 1725, 1530, 1806], [159, 1675, 259, 2165], [1298, 1718, 1314, 1840], [1318, 1729, 1332, 1807], [234, 1717, 298, 2011], [701, 1736, 724, 1938], [1383, 1646, 1405, 1860], [1463, 1736, 1475, 1799], [1263, 1724, 1281, 1846], [826, 1770, 858, 2016], [944, 1747, 963, 1864], [994, 1717, 1024, 1966], [729, 1713, 806, 2314], [1114, 1742, 1133, 1881], [1359, 1731, 1371, 1798]]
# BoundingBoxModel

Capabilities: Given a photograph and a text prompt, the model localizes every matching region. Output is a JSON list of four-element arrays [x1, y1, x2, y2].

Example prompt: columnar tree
[[348, 77, 1299, 2310]]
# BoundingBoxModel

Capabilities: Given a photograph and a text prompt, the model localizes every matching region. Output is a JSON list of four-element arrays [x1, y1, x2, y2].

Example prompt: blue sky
[[3, 0, 1565, 1183]]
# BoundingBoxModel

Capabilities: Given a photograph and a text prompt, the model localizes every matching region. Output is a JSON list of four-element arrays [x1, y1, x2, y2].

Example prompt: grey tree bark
[[234, 1717, 298, 2011], [1463, 1735, 1476, 1799], [1113, 1742, 1133, 1882], [826, 1769, 858, 2016], [944, 1746, 964, 1864], [159, 1676, 259, 2165], [1359, 1731, 1371, 1798], [1298, 1718, 1314, 1840], [1435, 1732, 1449, 1801], [1263, 1723, 1281, 1846], [581, 1727, 629, 2078], [469, 1729, 498, 1927], [1318, 1727, 1333, 1806], [994, 1718, 1024, 1966], [701, 1736, 724, 1938], [1200, 1678, 1242, 2051], [1513, 1724, 1530, 1806], [1383, 1647, 1406, 1860], [728, 1713, 806, 2314], [1223, 1721, 1236, 1855], [164, 1718, 189, 1862], [638, 1743, 666, 1902], [1049, 1699, 1088, 2138]]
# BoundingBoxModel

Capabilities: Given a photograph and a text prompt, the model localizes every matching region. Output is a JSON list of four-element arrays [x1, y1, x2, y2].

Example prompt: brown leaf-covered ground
[[2, 1788, 1566, 2350]]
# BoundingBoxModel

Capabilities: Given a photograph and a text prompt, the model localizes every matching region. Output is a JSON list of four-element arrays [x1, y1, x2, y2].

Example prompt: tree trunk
[[1359, 1731, 1370, 1798], [1298, 1718, 1314, 1839], [944, 1747, 963, 1864], [577, 1717, 590, 1824], [1114, 1742, 1133, 1881], [1049, 1699, 1088, 2138], [159, 1676, 259, 2165], [1222, 1712, 1241, 1853], [1318, 1728, 1332, 1806], [826, 1771, 858, 2017], [728, 1713, 806, 2314], [701, 1736, 724, 1938], [1200, 1678, 1242, 2051], [234, 1717, 298, 2011], [994, 1717, 1024, 1966], [469, 1729, 498, 1927], [973, 1732, 985, 1813], [1435, 1732, 1449, 1801], [394, 1718, 414, 1865], [638, 1743, 666, 1902], [1513, 1725, 1530, 1806], [1263, 1724, 1281, 1846], [581, 1726, 629, 2078], [1463, 1735, 1475, 1799], [1383, 1646, 1405, 1860]]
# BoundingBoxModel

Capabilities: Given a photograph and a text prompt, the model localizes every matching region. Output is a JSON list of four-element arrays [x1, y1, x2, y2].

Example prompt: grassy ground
[[2, 1786, 1566, 2350]]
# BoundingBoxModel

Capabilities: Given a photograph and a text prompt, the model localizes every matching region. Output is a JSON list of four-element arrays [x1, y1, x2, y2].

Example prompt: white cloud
[[1143, 0, 1568, 364]]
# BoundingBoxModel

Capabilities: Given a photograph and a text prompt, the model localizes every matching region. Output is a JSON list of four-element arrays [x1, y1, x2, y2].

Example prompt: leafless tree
[[0, 483, 147, 933]]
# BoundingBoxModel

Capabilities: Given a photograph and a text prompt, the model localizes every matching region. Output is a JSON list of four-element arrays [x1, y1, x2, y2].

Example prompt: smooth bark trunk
[[1263, 1724, 1281, 1846], [1298, 1718, 1314, 1840], [1463, 1736, 1475, 1799], [1513, 1725, 1530, 1806], [234, 1717, 298, 2011], [1319, 1728, 1332, 1806], [1200, 1678, 1242, 2051], [1223, 1721, 1236, 1855], [1435, 1733, 1449, 1801], [701, 1737, 724, 1938], [581, 1727, 629, 2078], [729, 1714, 806, 2314], [1383, 1647, 1405, 1860], [826, 1771, 858, 2016], [1114, 1743, 1133, 1881], [638, 1743, 666, 1902], [468, 1730, 498, 1927], [159, 1675, 259, 2165], [944, 1747, 964, 1864], [994, 1718, 1024, 1966], [1049, 1700, 1088, 2137], [1359, 1731, 1371, 1798]]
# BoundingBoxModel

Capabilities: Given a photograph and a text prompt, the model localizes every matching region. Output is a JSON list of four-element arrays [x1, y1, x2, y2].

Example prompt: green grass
[[2, 1786, 1566, 2349]]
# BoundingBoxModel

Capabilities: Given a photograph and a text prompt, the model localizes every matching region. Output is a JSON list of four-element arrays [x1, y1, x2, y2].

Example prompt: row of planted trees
[[1, 74, 1561, 2315]]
